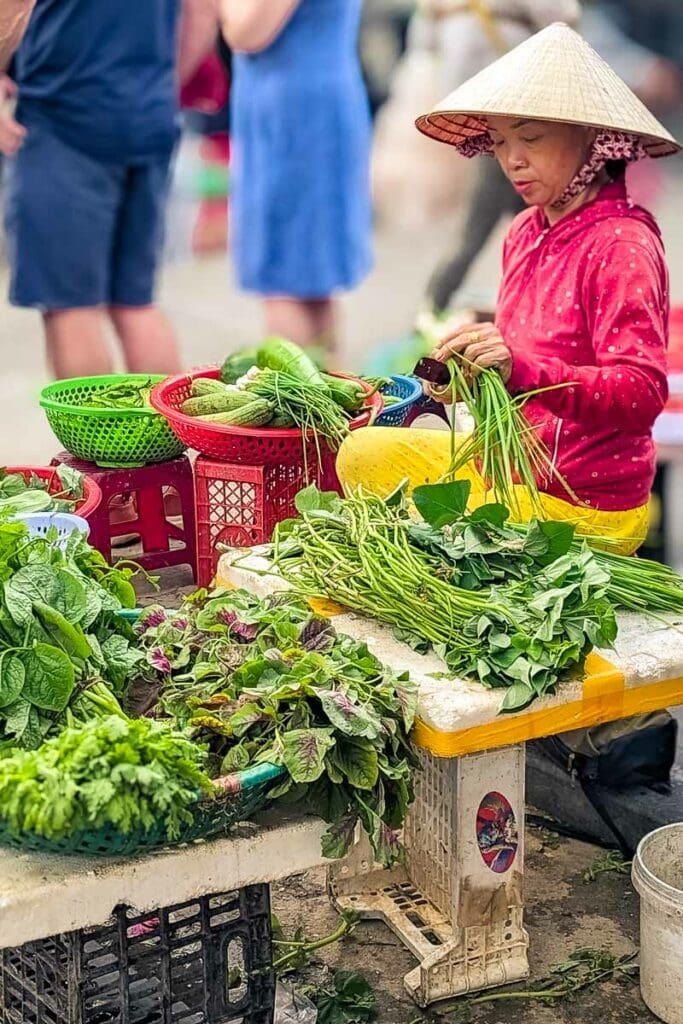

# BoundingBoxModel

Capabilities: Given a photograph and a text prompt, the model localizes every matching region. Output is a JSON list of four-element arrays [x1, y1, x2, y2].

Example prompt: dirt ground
[[271, 826, 655, 1024]]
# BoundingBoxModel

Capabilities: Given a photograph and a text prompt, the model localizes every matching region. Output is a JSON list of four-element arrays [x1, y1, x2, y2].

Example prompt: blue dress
[[230, 0, 373, 298]]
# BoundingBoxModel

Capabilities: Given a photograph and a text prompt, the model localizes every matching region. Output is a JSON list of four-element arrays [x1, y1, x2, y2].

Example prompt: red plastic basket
[[150, 369, 383, 464], [6, 465, 102, 520]]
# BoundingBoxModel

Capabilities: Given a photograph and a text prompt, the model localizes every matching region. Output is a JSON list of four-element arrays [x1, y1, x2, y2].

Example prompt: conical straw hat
[[416, 22, 680, 158]]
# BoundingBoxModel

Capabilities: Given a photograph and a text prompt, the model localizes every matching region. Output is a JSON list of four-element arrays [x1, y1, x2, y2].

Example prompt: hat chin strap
[[550, 129, 648, 210]]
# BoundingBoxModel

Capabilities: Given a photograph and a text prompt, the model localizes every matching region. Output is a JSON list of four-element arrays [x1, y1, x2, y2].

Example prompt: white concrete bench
[[0, 811, 327, 950]]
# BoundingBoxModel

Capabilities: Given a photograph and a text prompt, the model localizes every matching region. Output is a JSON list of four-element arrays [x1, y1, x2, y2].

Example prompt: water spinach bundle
[[273, 483, 618, 713]]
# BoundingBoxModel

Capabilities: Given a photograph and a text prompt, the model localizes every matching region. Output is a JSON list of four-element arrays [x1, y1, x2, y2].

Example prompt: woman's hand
[[420, 322, 514, 405], [431, 322, 513, 383]]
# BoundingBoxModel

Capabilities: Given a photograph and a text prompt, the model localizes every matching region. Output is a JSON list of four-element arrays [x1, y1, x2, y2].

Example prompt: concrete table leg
[[329, 744, 529, 1007]]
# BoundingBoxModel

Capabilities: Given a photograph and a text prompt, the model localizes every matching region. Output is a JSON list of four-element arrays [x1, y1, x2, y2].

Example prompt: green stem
[[273, 915, 354, 971]]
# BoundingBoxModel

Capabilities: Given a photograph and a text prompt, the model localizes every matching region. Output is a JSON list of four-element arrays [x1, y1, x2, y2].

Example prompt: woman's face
[[486, 116, 594, 208]]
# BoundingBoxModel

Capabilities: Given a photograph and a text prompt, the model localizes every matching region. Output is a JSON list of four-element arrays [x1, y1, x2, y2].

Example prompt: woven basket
[[40, 375, 185, 469], [0, 762, 285, 857], [376, 375, 423, 427]]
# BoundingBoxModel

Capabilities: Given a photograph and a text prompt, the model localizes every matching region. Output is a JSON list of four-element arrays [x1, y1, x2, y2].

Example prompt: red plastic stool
[[194, 455, 341, 587], [50, 452, 197, 579]]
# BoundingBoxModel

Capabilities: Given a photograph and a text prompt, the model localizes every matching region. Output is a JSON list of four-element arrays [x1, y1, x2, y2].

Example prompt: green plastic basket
[[39, 374, 185, 468], [0, 762, 285, 857]]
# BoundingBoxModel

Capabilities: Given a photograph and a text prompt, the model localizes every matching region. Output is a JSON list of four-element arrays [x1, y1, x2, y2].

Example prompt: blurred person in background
[[584, 3, 683, 113], [0, 1, 34, 73], [219, 0, 373, 354], [601, 0, 683, 75], [0, 0, 215, 380]]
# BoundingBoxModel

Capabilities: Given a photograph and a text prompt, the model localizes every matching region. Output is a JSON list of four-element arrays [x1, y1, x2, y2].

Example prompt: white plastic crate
[[330, 745, 529, 1006]]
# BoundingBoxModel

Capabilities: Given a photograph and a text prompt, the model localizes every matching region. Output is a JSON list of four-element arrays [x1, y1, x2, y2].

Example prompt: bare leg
[[109, 305, 182, 375], [43, 308, 114, 380], [309, 298, 337, 349], [264, 297, 336, 349]]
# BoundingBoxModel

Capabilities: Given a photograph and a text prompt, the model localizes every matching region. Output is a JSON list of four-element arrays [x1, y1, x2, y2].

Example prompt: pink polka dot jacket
[[498, 178, 668, 511]]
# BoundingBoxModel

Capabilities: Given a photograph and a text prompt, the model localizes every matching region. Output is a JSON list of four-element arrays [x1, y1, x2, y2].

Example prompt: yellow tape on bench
[[412, 676, 683, 758]]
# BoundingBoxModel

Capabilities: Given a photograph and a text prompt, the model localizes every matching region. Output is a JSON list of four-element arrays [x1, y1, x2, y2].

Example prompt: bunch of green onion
[[243, 368, 349, 447], [445, 357, 576, 511]]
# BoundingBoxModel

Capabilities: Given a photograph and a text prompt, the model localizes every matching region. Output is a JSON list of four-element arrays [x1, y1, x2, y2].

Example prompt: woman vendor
[[337, 22, 680, 849]]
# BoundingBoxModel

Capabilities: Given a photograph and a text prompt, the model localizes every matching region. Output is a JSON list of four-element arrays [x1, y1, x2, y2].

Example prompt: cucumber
[[199, 398, 274, 426], [220, 349, 259, 384], [256, 336, 328, 389], [321, 374, 366, 412], [191, 378, 232, 398], [181, 391, 254, 417]]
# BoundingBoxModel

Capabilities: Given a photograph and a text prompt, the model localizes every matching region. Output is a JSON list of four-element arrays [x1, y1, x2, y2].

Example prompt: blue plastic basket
[[376, 375, 423, 427]]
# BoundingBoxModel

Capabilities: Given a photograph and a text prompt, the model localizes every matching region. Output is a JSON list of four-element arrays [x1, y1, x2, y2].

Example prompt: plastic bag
[[274, 981, 318, 1024]]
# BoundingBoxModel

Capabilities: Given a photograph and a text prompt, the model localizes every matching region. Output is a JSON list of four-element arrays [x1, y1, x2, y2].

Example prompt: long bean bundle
[[273, 489, 616, 710], [445, 358, 576, 511], [242, 367, 350, 447]]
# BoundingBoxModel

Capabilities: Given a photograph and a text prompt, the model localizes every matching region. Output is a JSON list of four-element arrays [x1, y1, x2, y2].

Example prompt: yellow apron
[[336, 427, 650, 557]]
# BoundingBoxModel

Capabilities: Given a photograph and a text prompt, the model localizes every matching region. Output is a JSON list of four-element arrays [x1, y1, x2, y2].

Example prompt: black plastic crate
[[0, 884, 275, 1024]]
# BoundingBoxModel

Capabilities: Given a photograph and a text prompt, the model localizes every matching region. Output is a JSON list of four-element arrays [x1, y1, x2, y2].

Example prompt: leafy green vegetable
[[582, 850, 631, 883], [310, 971, 377, 1024], [77, 379, 154, 409], [0, 715, 212, 841], [134, 588, 419, 865], [411, 482, 683, 616], [273, 485, 617, 709], [0, 521, 144, 747], [413, 480, 469, 528], [0, 465, 87, 516], [20, 644, 75, 711]]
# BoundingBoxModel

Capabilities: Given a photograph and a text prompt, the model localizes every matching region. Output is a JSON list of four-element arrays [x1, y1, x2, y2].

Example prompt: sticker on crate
[[475, 791, 519, 874]]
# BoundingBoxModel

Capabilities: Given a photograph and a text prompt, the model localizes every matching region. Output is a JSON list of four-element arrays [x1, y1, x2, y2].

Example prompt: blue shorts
[[4, 120, 174, 310]]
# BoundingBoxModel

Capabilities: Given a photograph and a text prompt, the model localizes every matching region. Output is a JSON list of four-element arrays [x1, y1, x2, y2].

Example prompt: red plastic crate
[[195, 454, 340, 586]]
